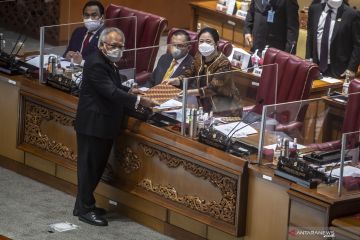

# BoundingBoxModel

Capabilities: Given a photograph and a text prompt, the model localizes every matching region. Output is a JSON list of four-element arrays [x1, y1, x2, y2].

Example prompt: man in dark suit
[[64, 1, 105, 65], [74, 27, 158, 226], [306, 0, 360, 78], [244, 0, 299, 53], [149, 29, 193, 87]]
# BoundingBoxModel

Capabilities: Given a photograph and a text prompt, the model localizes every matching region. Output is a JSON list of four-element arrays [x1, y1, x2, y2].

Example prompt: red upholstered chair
[[309, 79, 360, 151], [244, 48, 319, 137], [166, 28, 233, 57], [105, 4, 168, 84]]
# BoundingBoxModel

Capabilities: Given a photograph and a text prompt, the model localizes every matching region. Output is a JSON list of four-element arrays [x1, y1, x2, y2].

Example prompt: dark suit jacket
[[75, 49, 137, 139], [149, 53, 193, 87], [63, 25, 104, 61], [306, 3, 360, 78], [244, 0, 299, 53]]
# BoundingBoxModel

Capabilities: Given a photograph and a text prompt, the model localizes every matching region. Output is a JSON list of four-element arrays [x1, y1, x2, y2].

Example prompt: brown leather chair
[[105, 4, 168, 84], [309, 78, 360, 151], [166, 28, 233, 57]]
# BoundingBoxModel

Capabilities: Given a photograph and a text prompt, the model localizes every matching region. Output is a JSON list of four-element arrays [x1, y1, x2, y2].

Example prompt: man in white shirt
[[306, 0, 360, 78]]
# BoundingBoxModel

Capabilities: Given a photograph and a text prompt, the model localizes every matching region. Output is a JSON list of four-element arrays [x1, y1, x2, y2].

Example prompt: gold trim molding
[[23, 100, 76, 162], [139, 143, 237, 224]]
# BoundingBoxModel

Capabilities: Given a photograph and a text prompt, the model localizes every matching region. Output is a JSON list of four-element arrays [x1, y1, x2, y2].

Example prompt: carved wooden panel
[[18, 93, 77, 168], [138, 143, 237, 224]]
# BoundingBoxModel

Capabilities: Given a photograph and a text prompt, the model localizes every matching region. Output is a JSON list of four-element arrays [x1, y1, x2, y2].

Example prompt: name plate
[[253, 67, 263, 77]]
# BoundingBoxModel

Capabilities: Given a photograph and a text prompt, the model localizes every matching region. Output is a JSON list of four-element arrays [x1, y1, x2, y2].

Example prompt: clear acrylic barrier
[[338, 130, 360, 197], [257, 91, 360, 196], [38, 17, 137, 83], [142, 63, 278, 161]]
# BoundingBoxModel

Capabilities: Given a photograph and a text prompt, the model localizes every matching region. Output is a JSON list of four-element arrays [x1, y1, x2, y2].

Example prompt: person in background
[[64, 0, 105, 65], [149, 29, 193, 87], [306, 0, 360, 78], [164, 27, 241, 115], [244, 0, 299, 54], [74, 27, 158, 226]]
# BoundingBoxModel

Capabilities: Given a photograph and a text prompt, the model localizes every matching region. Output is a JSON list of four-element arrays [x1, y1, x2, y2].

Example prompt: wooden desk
[[190, 1, 247, 46], [322, 96, 346, 141], [331, 214, 360, 240], [0, 73, 358, 240]]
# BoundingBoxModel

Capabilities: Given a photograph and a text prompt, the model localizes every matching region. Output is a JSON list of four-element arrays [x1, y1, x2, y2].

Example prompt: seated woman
[[164, 27, 241, 115]]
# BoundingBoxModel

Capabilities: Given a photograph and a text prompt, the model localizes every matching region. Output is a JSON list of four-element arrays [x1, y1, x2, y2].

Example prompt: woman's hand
[[163, 78, 180, 86], [178, 89, 200, 97]]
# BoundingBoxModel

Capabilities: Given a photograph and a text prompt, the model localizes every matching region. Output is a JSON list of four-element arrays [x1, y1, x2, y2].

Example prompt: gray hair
[[98, 27, 125, 48]]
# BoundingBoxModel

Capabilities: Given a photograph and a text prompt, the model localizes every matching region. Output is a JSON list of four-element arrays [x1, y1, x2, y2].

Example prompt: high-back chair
[[105, 4, 168, 84], [309, 79, 360, 151], [252, 48, 319, 115], [166, 27, 233, 57]]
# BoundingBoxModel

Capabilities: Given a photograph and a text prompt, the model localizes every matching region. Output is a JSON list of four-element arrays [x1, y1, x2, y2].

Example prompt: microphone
[[224, 99, 264, 153]]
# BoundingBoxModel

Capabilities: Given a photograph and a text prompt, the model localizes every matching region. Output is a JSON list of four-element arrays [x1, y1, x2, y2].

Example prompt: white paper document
[[321, 77, 342, 84], [214, 121, 257, 138], [264, 142, 306, 150], [26, 55, 75, 69], [49, 222, 79, 232], [327, 166, 360, 178], [153, 99, 182, 110]]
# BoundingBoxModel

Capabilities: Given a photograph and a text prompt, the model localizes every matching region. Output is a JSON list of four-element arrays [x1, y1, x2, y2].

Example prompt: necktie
[[162, 59, 177, 82], [319, 9, 332, 73], [81, 32, 93, 53]]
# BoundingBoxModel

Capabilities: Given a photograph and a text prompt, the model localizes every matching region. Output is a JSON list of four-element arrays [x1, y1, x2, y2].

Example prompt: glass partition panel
[[257, 91, 360, 194], [140, 65, 277, 161], [0, 0, 65, 75], [37, 17, 137, 84], [337, 130, 360, 197]]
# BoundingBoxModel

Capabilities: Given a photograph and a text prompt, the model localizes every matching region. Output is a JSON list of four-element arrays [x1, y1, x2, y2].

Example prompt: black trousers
[[75, 132, 113, 214]]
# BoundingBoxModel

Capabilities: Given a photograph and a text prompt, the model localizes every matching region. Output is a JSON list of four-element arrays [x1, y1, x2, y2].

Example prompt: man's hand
[[164, 78, 180, 86], [65, 51, 76, 60], [72, 52, 83, 65], [340, 69, 355, 79], [139, 97, 160, 108], [129, 88, 144, 95], [245, 34, 253, 48]]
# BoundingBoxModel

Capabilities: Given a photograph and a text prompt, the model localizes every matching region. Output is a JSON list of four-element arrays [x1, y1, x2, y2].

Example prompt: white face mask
[[170, 47, 187, 60], [198, 43, 215, 57], [327, 0, 343, 9], [104, 47, 123, 63], [84, 18, 102, 32]]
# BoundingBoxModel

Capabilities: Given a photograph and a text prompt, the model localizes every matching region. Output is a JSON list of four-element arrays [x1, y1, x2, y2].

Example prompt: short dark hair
[[83, 0, 105, 16], [198, 27, 220, 43], [171, 29, 191, 42]]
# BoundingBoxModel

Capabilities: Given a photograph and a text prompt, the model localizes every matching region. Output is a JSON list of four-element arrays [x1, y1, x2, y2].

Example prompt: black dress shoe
[[73, 207, 107, 216], [78, 211, 108, 226]]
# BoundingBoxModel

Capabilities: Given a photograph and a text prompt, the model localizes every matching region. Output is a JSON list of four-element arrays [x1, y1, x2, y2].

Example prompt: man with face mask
[[306, 0, 360, 78], [148, 30, 193, 87], [74, 27, 159, 226], [64, 1, 105, 65]]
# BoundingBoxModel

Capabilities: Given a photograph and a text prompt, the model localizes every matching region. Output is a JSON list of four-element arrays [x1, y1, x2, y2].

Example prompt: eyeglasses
[[172, 43, 189, 49], [103, 42, 125, 50]]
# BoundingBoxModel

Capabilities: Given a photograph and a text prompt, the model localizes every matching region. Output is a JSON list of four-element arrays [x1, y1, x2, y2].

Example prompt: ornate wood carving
[[23, 100, 76, 162], [115, 146, 142, 174], [139, 143, 237, 224]]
